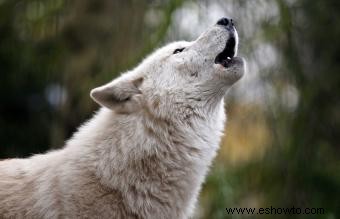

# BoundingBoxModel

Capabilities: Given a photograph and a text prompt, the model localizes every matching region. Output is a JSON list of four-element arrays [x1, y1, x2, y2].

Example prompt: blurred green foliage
[[0, 0, 339, 218]]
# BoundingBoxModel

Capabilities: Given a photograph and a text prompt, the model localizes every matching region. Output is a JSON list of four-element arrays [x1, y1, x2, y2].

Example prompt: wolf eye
[[173, 48, 185, 54]]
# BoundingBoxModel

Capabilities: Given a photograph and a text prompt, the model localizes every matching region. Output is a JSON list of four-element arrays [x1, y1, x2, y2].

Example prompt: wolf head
[[91, 18, 245, 119]]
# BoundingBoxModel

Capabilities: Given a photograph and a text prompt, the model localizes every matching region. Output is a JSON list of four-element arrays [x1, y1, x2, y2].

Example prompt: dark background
[[0, 0, 339, 218]]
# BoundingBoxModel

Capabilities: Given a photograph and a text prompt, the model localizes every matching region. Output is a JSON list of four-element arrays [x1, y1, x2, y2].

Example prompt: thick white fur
[[0, 23, 245, 218]]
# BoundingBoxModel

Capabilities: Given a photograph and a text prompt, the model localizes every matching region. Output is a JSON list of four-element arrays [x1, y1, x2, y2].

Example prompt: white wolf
[[0, 18, 245, 218]]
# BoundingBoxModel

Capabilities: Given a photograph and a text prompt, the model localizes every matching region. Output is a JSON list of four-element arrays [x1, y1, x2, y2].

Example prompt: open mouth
[[214, 35, 236, 68]]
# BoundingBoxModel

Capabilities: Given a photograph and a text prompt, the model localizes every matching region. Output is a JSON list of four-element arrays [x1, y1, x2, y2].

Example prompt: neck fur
[[66, 101, 226, 217]]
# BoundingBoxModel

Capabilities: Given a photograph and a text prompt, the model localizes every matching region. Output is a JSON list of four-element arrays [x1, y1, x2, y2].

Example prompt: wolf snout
[[216, 17, 234, 28]]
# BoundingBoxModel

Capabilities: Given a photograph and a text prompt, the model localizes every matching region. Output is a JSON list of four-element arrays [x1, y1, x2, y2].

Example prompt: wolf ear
[[90, 77, 144, 112]]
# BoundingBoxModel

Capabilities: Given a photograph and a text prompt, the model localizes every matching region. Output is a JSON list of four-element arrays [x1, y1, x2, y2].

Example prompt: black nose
[[216, 17, 234, 27]]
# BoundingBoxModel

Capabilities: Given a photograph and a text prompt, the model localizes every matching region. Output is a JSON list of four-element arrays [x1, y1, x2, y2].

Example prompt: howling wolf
[[0, 17, 245, 218]]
